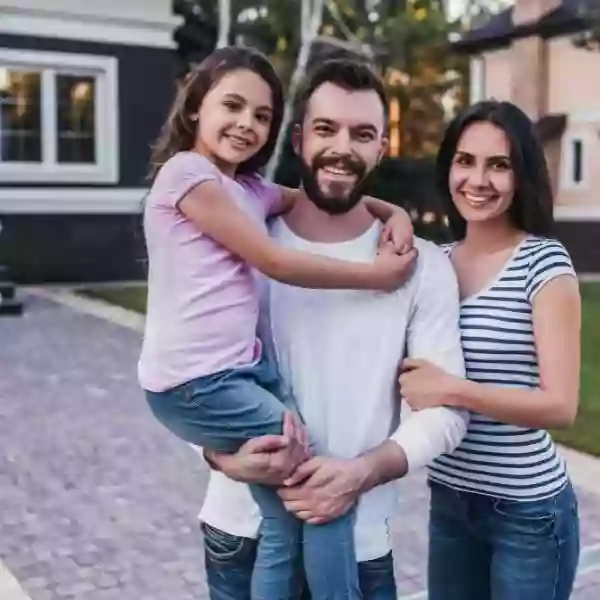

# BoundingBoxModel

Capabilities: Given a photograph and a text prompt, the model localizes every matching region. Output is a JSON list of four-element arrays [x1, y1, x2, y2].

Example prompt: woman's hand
[[399, 358, 462, 410]]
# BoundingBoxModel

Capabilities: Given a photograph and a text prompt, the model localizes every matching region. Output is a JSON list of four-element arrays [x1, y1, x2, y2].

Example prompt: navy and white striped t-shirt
[[428, 236, 577, 501]]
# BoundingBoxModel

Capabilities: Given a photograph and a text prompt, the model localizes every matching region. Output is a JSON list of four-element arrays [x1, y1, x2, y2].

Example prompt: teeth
[[464, 193, 491, 205], [323, 166, 352, 176], [226, 135, 250, 147]]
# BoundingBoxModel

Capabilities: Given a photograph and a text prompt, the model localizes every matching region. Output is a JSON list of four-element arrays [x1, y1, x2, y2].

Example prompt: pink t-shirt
[[138, 151, 281, 392]]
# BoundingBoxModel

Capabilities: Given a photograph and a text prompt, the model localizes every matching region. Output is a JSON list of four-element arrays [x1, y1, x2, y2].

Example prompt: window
[[571, 139, 583, 185], [0, 49, 118, 182], [562, 134, 589, 190]]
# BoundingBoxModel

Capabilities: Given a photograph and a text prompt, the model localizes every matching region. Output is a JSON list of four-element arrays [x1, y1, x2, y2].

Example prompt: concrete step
[[0, 297, 23, 316], [0, 283, 15, 300], [0, 266, 23, 316]]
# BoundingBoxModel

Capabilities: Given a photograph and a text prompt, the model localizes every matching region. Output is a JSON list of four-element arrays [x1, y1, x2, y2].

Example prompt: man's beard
[[298, 152, 373, 215]]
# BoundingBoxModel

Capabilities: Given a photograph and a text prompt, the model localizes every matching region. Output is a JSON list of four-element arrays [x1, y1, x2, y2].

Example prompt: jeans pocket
[[201, 522, 255, 564], [492, 496, 557, 536]]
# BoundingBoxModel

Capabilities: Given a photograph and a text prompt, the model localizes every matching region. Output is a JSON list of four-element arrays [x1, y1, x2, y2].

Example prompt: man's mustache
[[311, 155, 366, 177]]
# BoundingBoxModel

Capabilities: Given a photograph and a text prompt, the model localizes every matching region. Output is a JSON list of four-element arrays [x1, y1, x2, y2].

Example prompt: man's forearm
[[389, 406, 469, 473], [356, 440, 409, 494]]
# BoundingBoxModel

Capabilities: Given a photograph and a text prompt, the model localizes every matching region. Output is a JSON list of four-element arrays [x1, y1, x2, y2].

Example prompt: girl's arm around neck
[[178, 180, 415, 291], [274, 187, 414, 252]]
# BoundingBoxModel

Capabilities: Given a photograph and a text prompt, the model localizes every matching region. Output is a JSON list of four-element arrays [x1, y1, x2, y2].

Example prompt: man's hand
[[277, 456, 370, 525], [207, 412, 311, 486]]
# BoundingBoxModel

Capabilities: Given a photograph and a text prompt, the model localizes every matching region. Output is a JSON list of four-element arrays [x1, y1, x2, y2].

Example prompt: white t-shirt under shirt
[[199, 218, 469, 562]]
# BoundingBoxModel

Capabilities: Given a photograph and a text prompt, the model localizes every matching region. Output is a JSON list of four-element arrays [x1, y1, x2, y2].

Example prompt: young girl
[[139, 47, 415, 600], [399, 100, 580, 600]]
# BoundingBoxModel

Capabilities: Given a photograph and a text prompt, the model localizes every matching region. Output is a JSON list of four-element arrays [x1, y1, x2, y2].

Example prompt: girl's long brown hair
[[149, 46, 284, 179]]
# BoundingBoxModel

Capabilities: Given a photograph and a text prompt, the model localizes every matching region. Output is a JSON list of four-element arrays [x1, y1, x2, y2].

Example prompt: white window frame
[[469, 56, 485, 104], [0, 48, 118, 183], [561, 132, 589, 191]]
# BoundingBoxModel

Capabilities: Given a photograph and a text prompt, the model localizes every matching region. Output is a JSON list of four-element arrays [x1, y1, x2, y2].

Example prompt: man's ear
[[378, 137, 389, 164], [292, 124, 302, 154]]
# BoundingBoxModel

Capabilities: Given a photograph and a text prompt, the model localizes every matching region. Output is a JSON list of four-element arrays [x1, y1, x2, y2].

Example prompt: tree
[[218, 0, 232, 47], [173, 0, 217, 74], [173, 0, 509, 159], [265, 0, 326, 179]]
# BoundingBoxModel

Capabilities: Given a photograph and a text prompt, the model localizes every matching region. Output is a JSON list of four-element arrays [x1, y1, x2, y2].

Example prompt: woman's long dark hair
[[436, 100, 555, 240], [149, 46, 284, 179]]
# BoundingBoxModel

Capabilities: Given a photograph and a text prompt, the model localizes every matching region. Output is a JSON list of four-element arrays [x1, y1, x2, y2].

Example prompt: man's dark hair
[[293, 58, 388, 125], [436, 100, 555, 240]]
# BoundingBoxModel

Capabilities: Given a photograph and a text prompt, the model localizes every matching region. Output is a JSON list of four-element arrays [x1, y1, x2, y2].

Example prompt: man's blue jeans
[[427, 479, 580, 600], [146, 354, 359, 599], [201, 522, 397, 600]]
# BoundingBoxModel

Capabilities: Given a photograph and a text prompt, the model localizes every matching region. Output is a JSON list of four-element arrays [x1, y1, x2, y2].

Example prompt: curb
[[0, 561, 32, 600]]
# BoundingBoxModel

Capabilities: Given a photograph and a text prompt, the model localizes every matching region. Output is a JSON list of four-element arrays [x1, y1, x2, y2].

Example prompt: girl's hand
[[399, 358, 461, 410], [378, 210, 414, 255], [373, 243, 418, 291]]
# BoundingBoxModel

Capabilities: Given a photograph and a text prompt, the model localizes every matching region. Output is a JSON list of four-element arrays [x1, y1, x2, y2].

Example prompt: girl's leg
[[427, 481, 492, 600], [489, 481, 580, 600], [250, 358, 361, 600], [303, 513, 362, 600], [146, 366, 301, 599], [146, 358, 361, 600]]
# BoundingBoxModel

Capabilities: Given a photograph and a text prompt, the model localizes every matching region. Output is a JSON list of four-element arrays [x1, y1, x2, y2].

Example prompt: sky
[[447, 0, 513, 20]]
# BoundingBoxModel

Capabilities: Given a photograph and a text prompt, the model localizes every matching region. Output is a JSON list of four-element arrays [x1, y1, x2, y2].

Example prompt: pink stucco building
[[454, 0, 600, 273]]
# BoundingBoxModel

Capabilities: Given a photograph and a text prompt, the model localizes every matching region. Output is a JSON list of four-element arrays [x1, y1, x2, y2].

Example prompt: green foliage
[[181, 1, 506, 156]]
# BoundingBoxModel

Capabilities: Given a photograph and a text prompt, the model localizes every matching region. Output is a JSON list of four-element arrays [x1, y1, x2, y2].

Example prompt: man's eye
[[357, 132, 375, 142]]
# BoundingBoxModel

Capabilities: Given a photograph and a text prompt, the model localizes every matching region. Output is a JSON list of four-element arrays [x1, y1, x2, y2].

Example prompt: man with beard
[[197, 59, 469, 599]]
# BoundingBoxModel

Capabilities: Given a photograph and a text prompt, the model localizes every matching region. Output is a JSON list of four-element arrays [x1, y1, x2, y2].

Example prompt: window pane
[[572, 140, 583, 184], [0, 69, 42, 162], [56, 75, 96, 164]]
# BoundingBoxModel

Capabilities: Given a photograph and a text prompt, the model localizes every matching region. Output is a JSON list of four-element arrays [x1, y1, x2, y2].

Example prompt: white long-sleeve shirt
[[199, 219, 469, 561]]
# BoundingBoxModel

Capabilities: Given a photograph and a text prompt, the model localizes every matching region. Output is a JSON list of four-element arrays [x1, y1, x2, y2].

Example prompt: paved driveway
[[1, 293, 599, 599]]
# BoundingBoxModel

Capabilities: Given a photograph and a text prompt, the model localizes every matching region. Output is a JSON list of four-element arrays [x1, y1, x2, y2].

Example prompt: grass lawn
[[80, 286, 148, 314], [552, 282, 600, 456], [80, 282, 600, 457]]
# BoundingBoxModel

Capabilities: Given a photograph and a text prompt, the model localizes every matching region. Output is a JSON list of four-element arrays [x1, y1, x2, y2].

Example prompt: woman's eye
[[223, 101, 241, 111]]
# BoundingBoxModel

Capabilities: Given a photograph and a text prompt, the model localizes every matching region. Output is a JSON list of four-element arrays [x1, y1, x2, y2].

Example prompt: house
[[0, 0, 180, 283], [453, 0, 600, 273]]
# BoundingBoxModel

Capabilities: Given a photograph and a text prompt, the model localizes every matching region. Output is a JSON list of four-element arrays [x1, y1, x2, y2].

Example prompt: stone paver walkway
[[1, 291, 600, 599]]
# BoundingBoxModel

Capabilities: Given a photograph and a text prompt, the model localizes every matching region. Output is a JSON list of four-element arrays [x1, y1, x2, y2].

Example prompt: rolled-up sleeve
[[390, 242, 469, 471]]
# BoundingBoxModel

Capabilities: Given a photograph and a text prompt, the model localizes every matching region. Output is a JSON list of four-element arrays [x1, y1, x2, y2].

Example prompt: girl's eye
[[491, 160, 511, 171], [454, 154, 471, 166], [256, 113, 271, 124], [315, 126, 333, 135]]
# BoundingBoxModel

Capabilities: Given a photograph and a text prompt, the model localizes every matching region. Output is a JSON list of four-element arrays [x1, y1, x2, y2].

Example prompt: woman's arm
[[400, 275, 581, 430], [451, 275, 580, 429], [178, 180, 415, 291]]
